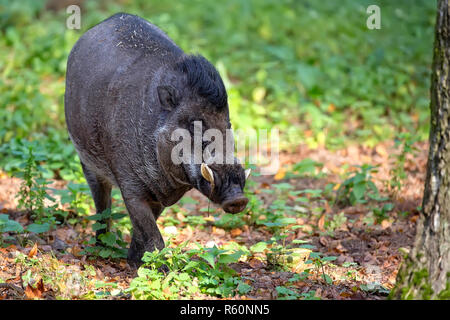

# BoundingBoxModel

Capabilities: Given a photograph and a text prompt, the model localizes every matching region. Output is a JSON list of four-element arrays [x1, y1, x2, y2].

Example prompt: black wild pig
[[64, 13, 250, 268]]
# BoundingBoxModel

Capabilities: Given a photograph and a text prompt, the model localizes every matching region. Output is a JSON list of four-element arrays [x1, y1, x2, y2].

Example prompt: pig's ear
[[157, 85, 179, 110]]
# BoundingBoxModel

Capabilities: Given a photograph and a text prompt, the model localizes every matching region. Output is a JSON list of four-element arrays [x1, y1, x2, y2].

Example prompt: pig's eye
[[202, 140, 209, 151]]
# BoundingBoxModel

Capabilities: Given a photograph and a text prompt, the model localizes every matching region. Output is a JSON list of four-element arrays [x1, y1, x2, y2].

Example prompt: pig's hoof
[[127, 257, 143, 270], [127, 259, 169, 274], [127, 249, 144, 270]]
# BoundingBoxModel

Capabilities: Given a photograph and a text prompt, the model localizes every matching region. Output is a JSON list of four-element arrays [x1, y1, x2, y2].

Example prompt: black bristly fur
[[175, 55, 228, 109]]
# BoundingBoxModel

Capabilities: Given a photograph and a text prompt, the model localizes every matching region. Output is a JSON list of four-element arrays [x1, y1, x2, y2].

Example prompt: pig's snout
[[222, 196, 248, 214]]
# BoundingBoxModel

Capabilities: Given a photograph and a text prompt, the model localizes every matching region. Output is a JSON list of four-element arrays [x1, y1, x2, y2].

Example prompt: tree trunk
[[391, 0, 450, 299]]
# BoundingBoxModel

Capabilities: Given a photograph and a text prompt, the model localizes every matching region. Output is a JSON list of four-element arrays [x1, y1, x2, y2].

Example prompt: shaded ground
[[0, 140, 426, 300]]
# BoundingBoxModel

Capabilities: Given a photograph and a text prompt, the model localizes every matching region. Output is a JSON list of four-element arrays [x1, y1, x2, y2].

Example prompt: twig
[[0, 283, 25, 297]]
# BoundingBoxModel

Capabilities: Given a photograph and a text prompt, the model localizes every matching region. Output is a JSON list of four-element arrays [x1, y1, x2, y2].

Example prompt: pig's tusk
[[245, 168, 251, 180], [201, 163, 215, 189]]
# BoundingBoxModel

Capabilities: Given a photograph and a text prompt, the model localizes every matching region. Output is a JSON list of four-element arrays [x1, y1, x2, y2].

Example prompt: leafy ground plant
[[373, 203, 395, 224], [13, 249, 101, 299], [335, 164, 386, 206], [14, 146, 66, 233], [388, 132, 419, 195], [81, 208, 128, 259], [306, 252, 337, 285], [127, 242, 248, 299], [0, 214, 24, 246]]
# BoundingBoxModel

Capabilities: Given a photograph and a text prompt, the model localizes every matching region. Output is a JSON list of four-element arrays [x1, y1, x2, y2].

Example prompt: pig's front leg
[[122, 197, 165, 269]]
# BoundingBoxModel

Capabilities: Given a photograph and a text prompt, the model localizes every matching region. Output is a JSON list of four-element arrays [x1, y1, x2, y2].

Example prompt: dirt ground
[[0, 141, 427, 300]]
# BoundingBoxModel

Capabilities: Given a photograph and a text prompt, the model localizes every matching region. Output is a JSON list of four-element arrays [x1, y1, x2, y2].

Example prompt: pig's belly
[[69, 131, 118, 187]]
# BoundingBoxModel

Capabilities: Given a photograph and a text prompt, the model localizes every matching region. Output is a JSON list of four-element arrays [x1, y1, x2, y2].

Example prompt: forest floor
[[0, 140, 427, 300]]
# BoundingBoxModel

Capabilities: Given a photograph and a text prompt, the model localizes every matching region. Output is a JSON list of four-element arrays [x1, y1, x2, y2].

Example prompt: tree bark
[[392, 0, 450, 299]]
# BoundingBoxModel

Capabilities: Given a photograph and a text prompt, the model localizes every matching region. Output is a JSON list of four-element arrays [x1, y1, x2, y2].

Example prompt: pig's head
[[155, 54, 249, 213], [196, 162, 251, 214]]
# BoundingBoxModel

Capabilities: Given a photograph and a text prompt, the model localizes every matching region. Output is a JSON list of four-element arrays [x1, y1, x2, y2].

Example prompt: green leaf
[[322, 256, 337, 262], [323, 274, 333, 284], [0, 219, 24, 233], [178, 273, 191, 282], [237, 281, 252, 295], [352, 181, 366, 201], [111, 248, 127, 259], [99, 248, 112, 258], [91, 222, 107, 231], [86, 213, 104, 221], [250, 242, 267, 253], [218, 251, 244, 264], [182, 260, 200, 272], [200, 251, 216, 268], [309, 252, 321, 259], [292, 239, 310, 244], [99, 232, 116, 247], [276, 286, 299, 299], [111, 213, 126, 220], [26, 223, 50, 234]]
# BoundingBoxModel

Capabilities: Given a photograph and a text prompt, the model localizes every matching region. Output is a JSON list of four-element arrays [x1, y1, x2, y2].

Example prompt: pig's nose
[[222, 196, 249, 214]]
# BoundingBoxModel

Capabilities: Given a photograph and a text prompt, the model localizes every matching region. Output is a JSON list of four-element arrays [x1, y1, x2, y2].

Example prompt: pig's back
[[65, 12, 183, 125], [65, 13, 183, 182]]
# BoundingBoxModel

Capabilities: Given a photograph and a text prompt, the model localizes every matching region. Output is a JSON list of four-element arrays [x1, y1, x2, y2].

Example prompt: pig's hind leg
[[81, 162, 112, 241]]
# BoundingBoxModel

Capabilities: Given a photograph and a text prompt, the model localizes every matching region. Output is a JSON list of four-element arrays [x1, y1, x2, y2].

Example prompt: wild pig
[[64, 13, 250, 268]]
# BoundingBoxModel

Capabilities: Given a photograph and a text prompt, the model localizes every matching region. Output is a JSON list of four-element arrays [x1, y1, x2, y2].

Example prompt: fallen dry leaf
[[25, 279, 44, 299], [71, 246, 83, 257], [375, 145, 388, 158], [324, 201, 332, 214], [410, 214, 419, 224], [230, 228, 242, 237], [318, 214, 326, 232], [340, 291, 353, 298], [176, 211, 185, 221], [248, 258, 264, 269], [315, 287, 322, 298], [260, 182, 270, 189], [288, 248, 312, 273], [334, 243, 347, 253], [212, 227, 225, 236], [28, 243, 38, 258], [274, 167, 286, 180], [319, 237, 328, 247], [381, 220, 391, 230]]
